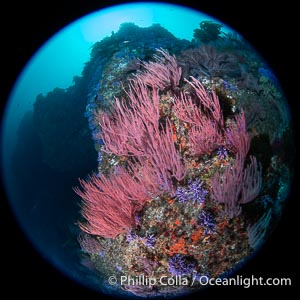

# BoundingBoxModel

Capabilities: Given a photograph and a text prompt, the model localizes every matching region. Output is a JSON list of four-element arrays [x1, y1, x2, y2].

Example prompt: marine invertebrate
[[140, 234, 156, 248], [198, 211, 215, 235], [175, 186, 190, 203], [176, 178, 208, 204], [179, 45, 241, 79], [168, 254, 196, 276], [136, 48, 182, 90], [225, 112, 251, 159], [76, 50, 189, 238], [247, 209, 272, 249], [217, 146, 228, 159], [96, 51, 187, 191], [126, 231, 156, 248], [77, 48, 264, 237], [212, 154, 262, 218], [3, 12, 291, 298], [173, 76, 225, 156], [126, 230, 137, 242], [74, 165, 159, 238], [73, 41, 283, 298]]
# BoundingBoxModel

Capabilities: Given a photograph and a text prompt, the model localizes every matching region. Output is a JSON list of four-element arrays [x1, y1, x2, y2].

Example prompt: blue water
[[2, 3, 233, 163], [0, 2, 238, 295]]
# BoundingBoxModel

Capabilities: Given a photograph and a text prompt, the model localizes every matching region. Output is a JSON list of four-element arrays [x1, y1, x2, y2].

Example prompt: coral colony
[[73, 23, 291, 297]]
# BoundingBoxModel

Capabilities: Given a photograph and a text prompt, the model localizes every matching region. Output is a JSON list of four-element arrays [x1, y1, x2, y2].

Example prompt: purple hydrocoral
[[217, 146, 228, 160], [175, 186, 190, 203], [126, 231, 137, 242], [198, 210, 215, 235], [168, 254, 196, 276], [126, 231, 156, 249], [189, 178, 209, 204], [176, 178, 208, 204], [143, 234, 156, 249]]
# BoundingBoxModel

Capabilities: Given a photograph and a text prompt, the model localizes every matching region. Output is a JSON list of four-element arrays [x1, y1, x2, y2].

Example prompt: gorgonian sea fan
[[75, 49, 262, 238]]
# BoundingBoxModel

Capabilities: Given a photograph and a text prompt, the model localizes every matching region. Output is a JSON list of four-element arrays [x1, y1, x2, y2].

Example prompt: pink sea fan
[[189, 120, 224, 156], [74, 165, 154, 238], [212, 154, 262, 218], [226, 111, 251, 159], [173, 79, 224, 156], [136, 48, 182, 90]]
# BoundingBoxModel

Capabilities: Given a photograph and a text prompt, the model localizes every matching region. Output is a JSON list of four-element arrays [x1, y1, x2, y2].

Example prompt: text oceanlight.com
[[107, 274, 292, 288]]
